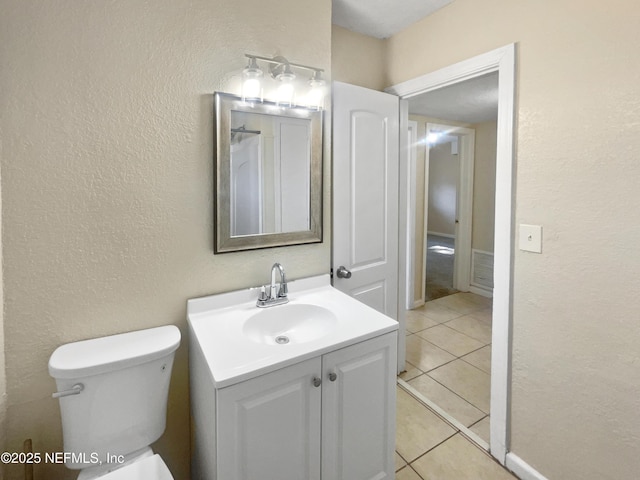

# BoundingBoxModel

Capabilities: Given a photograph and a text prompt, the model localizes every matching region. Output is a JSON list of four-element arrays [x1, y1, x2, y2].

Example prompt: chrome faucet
[[257, 263, 289, 308]]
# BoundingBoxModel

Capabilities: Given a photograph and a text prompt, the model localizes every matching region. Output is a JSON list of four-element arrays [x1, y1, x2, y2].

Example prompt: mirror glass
[[214, 93, 323, 253]]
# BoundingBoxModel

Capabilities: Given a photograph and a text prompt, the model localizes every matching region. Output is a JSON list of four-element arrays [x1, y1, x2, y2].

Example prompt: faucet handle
[[278, 273, 288, 297], [258, 286, 268, 302]]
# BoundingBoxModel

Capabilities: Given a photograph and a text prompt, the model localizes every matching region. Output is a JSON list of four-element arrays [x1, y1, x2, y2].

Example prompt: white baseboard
[[426, 230, 456, 239], [506, 453, 549, 480], [469, 285, 493, 298], [412, 299, 425, 309]]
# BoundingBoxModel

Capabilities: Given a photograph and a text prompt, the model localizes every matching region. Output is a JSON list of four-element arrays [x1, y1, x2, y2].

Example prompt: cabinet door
[[322, 332, 398, 480], [217, 357, 322, 480]]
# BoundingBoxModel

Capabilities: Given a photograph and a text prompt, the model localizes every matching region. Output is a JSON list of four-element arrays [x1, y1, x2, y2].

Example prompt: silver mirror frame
[[214, 92, 323, 253]]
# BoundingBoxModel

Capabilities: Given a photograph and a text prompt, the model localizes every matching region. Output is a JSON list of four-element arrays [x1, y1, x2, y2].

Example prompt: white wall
[[0, 1, 331, 479], [386, 1, 640, 478]]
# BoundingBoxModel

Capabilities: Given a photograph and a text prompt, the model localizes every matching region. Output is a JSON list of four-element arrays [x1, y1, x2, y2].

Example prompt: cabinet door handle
[[328, 372, 337, 382], [312, 377, 322, 387]]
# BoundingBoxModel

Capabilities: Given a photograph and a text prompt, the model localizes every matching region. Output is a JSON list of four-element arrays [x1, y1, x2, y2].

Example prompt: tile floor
[[395, 292, 516, 479]]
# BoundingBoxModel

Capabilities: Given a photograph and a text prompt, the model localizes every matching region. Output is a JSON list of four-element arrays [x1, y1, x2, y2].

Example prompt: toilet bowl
[[49, 325, 180, 479], [78, 449, 173, 480]]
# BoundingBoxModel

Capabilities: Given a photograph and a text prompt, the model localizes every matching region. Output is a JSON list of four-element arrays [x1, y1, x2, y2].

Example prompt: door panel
[[217, 358, 322, 480], [321, 333, 398, 480], [332, 82, 399, 320]]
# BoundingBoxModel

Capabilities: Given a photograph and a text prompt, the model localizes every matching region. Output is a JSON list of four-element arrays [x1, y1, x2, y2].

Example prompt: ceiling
[[332, 0, 454, 39], [332, 0, 496, 124], [407, 72, 499, 124]]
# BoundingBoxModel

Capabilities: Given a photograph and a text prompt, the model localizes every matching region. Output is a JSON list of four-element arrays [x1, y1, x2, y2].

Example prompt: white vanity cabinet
[[192, 332, 397, 480], [216, 356, 322, 480]]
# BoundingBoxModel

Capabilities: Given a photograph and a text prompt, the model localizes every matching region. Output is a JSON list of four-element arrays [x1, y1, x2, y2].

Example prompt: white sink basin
[[187, 274, 398, 388], [242, 304, 338, 345]]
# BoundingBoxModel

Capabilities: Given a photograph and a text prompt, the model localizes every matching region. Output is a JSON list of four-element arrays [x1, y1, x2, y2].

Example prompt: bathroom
[[1, 1, 640, 480]]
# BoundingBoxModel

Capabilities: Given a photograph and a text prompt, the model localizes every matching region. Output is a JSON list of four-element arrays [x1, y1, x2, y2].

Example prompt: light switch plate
[[519, 224, 542, 253]]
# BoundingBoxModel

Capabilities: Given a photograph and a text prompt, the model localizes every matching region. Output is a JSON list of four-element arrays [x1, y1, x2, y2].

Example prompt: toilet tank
[[49, 326, 181, 469]]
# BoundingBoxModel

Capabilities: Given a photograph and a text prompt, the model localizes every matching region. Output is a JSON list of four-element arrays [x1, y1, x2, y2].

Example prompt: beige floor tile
[[468, 307, 492, 323], [429, 293, 487, 315], [398, 361, 423, 381], [395, 451, 407, 472], [395, 387, 457, 463], [405, 335, 456, 373], [428, 360, 491, 413], [469, 416, 491, 444], [406, 309, 439, 333], [445, 312, 492, 344], [396, 465, 424, 480], [456, 292, 492, 309], [462, 345, 491, 374], [414, 302, 462, 323], [407, 374, 485, 427], [417, 324, 485, 357], [411, 434, 516, 480]]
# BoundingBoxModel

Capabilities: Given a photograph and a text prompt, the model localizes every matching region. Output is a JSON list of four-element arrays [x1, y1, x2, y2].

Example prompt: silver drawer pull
[[52, 383, 84, 399]]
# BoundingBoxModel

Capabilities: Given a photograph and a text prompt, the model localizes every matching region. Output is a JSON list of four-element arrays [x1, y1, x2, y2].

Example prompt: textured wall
[[387, 0, 640, 478], [0, 1, 331, 479], [332, 25, 387, 91]]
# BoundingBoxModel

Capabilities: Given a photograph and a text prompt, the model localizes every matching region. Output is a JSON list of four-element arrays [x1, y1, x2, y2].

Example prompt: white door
[[217, 358, 322, 480], [332, 82, 399, 319], [321, 333, 397, 480]]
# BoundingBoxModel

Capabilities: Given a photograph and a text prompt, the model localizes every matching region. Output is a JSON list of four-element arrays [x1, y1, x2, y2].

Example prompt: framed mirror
[[214, 92, 323, 253]]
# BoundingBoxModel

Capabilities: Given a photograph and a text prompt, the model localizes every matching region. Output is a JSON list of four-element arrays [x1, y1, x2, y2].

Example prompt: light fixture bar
[[244, 54, 324, 74]]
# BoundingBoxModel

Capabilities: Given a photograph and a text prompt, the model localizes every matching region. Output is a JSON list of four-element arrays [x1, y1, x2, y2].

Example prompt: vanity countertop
[[187, 274, 398, 388]]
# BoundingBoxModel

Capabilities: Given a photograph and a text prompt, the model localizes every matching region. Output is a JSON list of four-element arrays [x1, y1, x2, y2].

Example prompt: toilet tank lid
[[49, 325, 181, 379]]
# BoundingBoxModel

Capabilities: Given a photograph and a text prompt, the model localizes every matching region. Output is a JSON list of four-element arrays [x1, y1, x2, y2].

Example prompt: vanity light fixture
[[306, 70, 326, 111], [242, 54, 325, 109], [241, 56, 264, 103]]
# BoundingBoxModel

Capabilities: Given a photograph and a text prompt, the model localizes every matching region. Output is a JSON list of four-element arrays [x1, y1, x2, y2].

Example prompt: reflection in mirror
[[214, 93, 323, 253], [230, 111, 310, 236]]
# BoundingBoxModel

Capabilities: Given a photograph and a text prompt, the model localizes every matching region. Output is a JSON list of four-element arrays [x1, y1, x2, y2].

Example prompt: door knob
[[328, 372, 337, 382], [336, 266, 352, 279], [312, 377, 322, 387]]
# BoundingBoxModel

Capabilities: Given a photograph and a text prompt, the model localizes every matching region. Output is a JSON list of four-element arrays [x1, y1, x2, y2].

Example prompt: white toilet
[[48, 325, 181, 479]]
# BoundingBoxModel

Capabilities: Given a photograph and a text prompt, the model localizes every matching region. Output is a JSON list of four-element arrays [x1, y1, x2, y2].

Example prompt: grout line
[[412, 371, 488, 416], [398, 378, 490, 452]]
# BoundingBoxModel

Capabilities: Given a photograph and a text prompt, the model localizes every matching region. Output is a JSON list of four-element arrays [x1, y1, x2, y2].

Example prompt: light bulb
[[275, 65, 296, 107], [306, 70, 326, 110], [242, 57, 263, 103]]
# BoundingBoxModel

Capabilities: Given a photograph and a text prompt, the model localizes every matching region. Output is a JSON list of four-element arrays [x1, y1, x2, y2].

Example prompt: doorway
[[390, 44, 515, 464]]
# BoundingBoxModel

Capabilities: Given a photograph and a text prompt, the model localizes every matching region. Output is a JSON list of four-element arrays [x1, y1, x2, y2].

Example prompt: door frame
[[387, 43, 516, 464], [405, 120, 419, 309]]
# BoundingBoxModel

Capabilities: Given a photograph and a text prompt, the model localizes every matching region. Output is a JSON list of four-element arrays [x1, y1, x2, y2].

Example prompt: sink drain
[[275, 335, 290, 345]]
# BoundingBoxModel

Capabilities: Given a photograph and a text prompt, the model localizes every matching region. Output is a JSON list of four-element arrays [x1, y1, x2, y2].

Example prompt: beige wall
[[332, 25, 387, 91], [472, 121, 497, 253], [0, 1, 331, 479], [388, 1, 640, 478], [427, 141, 459, 236]]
